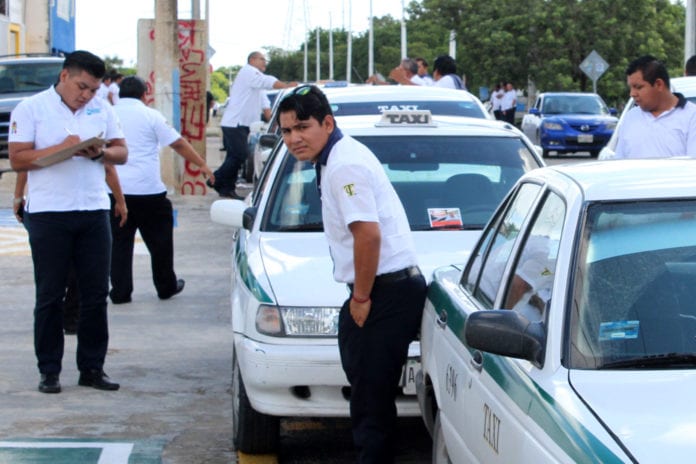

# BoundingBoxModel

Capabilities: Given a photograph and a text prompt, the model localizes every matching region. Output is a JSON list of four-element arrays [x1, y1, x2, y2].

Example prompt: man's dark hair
[[63, 50, 106, 79], [686, 55, 696, 76], [626, 55, 670, 87], [433, 54, 457, 76], [415, 57, 428, 67], [275, 85, 333, 126], [119, 76, 147, 99]]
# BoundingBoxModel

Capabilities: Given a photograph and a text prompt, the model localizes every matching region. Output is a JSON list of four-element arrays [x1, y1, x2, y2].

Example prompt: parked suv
[[0, 54, 64, 161]]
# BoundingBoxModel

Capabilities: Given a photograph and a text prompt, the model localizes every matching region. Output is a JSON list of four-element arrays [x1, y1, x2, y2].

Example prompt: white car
[[210, 109, 543, 454], [250, 84, 493, 182], [598, 76, 696, 159], [418, 159, 696, 463]]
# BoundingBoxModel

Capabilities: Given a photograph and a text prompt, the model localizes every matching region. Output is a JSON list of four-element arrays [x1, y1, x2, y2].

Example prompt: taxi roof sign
[[376, 109, 435, 127]]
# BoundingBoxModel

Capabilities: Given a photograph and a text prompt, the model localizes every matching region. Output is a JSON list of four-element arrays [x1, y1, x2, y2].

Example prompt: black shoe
[[63, 322, 77, 335], [206, 178, 215, 189], [219, 191, 244, 200], [78, 370, 120, 391], [159, 279, 185, 300], [38, 373, 61, 394], [109, 289, 132, 305]]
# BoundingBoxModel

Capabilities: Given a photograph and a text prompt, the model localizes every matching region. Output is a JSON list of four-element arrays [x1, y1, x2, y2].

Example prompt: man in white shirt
[[109, 76, 215, 304], [614, 55, 696, 158], [415, 57, 434, 86], [9, 50, 128, 394], [381, 58, 427, 86], [432, 54, 466, 90], [276, 85, 427, 463], [107, 72, 122, 105], [212, 51, 297, 198], [501, 81, 517, 124]]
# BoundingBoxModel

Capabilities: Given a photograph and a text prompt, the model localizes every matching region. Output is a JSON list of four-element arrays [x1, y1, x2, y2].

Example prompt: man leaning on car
[[613, 55, 696, 158]]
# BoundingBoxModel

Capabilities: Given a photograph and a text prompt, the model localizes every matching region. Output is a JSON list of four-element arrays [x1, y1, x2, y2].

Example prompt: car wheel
[[432, 411, 452, 464], [232, 349, 280, 454]]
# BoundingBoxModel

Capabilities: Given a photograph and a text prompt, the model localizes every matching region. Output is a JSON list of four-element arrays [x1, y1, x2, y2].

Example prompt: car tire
[[232, 349, 280, 454], [432, 411, 451, 464]]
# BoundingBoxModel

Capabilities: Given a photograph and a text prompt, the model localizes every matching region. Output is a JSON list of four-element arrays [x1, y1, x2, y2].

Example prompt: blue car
[[521, 92, 618, 157]]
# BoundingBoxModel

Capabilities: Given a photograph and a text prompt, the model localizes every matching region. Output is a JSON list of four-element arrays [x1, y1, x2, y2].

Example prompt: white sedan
[[418, 159, 696, 463], [211, 109, 543, 454]]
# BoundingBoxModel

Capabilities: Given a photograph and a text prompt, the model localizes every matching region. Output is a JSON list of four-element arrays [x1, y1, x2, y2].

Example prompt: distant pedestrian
[[501, 81, 517, 124], [386, 58, 427, 86], [491, 81, 505, 120], [9, 50, 127, 394], [212, 51, 297, 199], [614, 55, 696, 158], [685, 54, 696, 76], [109, 76, 215, 303], [96, 74, 111, 101], [432, 54, 466, 90], [415, 57, 434, 86], [107, 72, 123, 106]]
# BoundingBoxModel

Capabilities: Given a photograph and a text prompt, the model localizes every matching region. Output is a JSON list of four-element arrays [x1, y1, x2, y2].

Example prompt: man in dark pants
[[110, 76, 215, 303], [9, 50, 128, 393], [211, 51, 297, 198], [277, 85, 427, 463]]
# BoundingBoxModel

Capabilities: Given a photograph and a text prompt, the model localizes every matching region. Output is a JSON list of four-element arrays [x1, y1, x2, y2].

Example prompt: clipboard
[[32, 135, 105, 168]]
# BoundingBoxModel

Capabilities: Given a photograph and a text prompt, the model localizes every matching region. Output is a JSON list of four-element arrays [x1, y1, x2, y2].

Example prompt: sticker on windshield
[[599, 320, 639, 341], [428, 208, 462, 228]]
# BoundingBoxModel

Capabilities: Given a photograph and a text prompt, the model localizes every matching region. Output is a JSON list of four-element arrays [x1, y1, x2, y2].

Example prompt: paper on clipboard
[[32, 135, 105, 168]]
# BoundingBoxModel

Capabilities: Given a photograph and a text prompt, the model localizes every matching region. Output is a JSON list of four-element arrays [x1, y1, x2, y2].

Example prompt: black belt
[[348, 266, 422, 291]]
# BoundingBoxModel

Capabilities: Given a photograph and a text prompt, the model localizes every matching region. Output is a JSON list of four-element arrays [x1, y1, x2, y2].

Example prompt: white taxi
[[250, 84, 493, 181], [418, 159, 696, 463], [211, 109, 543, 454]]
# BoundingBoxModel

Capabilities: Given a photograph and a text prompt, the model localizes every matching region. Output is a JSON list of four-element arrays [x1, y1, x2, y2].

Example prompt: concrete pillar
[[154, 0, 180, 190], [687, 0, 696, 64]]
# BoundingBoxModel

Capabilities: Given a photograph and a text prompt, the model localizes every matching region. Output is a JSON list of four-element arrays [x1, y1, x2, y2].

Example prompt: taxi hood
[[570, 369, 696, 462]]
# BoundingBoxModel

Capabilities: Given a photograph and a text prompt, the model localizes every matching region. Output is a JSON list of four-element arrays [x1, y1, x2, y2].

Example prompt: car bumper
[[540, 131, 612, 152], [236, 335, 421, 417]]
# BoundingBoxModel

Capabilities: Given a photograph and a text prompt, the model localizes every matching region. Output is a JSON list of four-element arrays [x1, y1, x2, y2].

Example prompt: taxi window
[[568, 199, 696, 369], [331, 101, 486, 118], [464, 183, 542, 308], [502, 192, 564, 323]]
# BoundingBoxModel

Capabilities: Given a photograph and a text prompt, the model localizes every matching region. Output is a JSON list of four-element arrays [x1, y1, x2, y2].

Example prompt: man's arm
[[13, 171, 27, 222], [348, 220, 381, 327], [272, 80, 299, 90], [105, 164, 127, 227], [169, 137, 215, 185]]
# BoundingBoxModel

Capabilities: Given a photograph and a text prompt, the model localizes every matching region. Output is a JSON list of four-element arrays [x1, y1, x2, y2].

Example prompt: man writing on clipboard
[[9, 50, 128, 394]]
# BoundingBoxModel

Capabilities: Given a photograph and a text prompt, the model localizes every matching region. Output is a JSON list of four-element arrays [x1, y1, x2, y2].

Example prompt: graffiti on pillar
[[146, 20, 209, 196]]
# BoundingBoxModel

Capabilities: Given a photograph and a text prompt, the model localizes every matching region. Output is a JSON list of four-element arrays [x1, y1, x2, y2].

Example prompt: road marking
[[0, 441, 133, 463], [0, 439, 164, 463]]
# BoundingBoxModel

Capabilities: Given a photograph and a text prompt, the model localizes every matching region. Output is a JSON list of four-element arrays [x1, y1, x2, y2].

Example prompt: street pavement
[[0, 135, 237, 463]]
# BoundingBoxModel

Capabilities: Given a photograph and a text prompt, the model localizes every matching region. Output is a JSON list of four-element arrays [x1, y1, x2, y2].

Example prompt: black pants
[[213, 125, 250, 195], [338, 271, 427, 464], [109, 193, 178, 300], [25, 210, 112, 374]]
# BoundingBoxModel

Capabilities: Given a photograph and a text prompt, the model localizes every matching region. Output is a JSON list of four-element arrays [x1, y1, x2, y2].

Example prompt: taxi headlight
[[542, 121, 564, 131], [256, 305, 340, 337]]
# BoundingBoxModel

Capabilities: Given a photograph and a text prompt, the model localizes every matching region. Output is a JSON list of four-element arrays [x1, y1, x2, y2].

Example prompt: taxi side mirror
[[464, 310, 546, 368]]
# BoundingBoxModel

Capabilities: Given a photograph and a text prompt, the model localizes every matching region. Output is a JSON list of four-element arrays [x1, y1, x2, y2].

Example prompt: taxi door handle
[[470, 350, 483, 373], [436, 310, 447, 329]]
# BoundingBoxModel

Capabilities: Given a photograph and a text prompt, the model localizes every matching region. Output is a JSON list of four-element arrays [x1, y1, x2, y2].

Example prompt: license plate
[[400, 358, 420, 395], [578, 134, 594, 143]]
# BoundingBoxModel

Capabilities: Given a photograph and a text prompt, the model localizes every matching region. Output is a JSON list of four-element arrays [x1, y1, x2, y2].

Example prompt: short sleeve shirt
[[113, 98, 181, 194], [614, 95, 696, 158], [108, 82, 120, 105], [320, 134, 417, 283], [220, 63, 278, 127], [9, 86, 124, 213]]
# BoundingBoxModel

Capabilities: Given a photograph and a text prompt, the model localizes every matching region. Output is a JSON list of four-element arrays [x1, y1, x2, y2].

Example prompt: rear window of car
[[261, 135, 540, 232], [0, 62, 63, 94], [331, 100, 486, 118], [568, 199, 696, 369]]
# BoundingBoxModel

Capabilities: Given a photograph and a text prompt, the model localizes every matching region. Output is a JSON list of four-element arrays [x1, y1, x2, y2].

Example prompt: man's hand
[[113, 200, 128, 227], [350, 298, 371, 327]]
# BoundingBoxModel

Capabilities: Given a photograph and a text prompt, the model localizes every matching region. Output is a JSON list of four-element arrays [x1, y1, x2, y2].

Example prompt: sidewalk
[[0, 135, 238, 463]]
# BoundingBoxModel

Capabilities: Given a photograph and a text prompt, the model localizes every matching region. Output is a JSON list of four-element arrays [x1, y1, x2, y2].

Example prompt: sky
[[75, 0, 408, 69]]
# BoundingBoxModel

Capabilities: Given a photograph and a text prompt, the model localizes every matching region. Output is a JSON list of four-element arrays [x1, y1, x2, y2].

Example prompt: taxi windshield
[[568, 200, 696, 369], [261, 135, 539, 232]]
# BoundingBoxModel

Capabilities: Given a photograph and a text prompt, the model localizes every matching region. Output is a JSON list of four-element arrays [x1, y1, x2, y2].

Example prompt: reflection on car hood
[[570, 369, 696, 462], [258, 230, 481, 306]]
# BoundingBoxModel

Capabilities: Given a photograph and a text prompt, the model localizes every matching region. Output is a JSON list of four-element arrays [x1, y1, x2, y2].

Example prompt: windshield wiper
[[598, 352, 696, 369], [275, 222, 324, 232]]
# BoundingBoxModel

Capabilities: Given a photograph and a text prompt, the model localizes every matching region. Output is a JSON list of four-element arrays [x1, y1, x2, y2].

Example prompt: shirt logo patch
[[10, 121, 17, 134], [86, 108, 101, 115], [343, 184, 356, 196]]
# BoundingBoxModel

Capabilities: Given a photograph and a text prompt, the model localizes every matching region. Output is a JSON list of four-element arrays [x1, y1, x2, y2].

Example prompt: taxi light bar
[[376, 109, 435, 127]]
